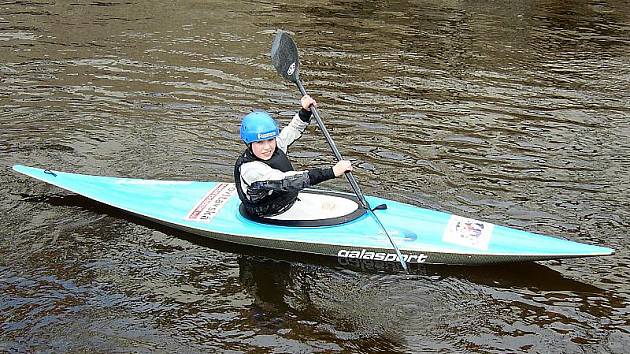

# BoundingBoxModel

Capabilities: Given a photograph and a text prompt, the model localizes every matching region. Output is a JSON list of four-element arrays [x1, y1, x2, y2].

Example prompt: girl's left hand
[[332, 160, 352, 177]]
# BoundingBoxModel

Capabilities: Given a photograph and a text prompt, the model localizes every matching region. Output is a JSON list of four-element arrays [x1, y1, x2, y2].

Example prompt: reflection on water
[[1, 0, 629, 352]]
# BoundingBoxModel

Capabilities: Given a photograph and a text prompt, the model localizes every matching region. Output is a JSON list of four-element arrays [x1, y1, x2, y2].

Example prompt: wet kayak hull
[[12, 165, 614, 265]]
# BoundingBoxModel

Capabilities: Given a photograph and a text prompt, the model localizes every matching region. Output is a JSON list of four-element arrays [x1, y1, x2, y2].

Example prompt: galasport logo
[[337, 249, 428, 263]]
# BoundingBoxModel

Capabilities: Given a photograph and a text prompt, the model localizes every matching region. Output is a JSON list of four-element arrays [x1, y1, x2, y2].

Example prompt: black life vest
[[234, 147, 299, 217]]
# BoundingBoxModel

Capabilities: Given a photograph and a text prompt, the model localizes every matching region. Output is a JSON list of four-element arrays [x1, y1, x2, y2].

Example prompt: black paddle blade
[[271, 30, 300, 83]]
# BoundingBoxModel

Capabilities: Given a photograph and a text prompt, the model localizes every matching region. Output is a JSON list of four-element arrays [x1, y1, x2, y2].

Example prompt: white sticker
[[442, 215, 494, 250], [185, 183, 236, 223], [287, 62, 296, 75]]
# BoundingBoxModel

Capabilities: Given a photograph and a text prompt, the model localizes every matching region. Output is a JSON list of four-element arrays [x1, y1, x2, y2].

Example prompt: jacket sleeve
[[276, 112, 309, 153], [240, 161, 301, 184], [241, 162, 335, 195]]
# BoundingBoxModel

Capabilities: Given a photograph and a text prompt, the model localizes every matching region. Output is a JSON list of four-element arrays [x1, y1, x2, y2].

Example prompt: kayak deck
[[13, 165, 615, 265]]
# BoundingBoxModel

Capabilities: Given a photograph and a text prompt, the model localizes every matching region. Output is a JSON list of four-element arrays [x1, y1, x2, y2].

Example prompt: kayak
[[13, 164, 614, 266]]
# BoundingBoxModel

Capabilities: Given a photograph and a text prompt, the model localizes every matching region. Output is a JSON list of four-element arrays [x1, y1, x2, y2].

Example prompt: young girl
[[234, 95, 352, 217]]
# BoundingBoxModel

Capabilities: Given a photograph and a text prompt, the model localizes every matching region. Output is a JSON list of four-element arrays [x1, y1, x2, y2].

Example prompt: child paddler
[[234, 95, 352, 217]]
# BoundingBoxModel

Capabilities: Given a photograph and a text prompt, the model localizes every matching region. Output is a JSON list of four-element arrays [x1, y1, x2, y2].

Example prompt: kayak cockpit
[[239, 189, 366, 227]]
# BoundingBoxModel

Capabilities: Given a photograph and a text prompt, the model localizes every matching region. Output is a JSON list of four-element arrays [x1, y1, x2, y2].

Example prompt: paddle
[[271, 30, 409, 273]]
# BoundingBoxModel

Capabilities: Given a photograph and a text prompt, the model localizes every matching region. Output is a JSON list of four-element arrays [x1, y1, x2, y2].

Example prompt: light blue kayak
[[13, 164, 614, 265]]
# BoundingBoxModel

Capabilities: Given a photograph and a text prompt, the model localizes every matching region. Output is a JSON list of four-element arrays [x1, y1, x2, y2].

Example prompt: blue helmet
[[239, 111, 279, 144]]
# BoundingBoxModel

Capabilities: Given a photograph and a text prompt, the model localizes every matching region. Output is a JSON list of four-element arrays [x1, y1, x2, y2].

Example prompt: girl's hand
[[301, 95, 317, 111], [332, 160, 352, 177]]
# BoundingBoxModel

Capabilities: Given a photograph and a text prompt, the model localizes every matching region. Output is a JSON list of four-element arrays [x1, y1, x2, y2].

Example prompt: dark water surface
[[2, 0, 629, 352]]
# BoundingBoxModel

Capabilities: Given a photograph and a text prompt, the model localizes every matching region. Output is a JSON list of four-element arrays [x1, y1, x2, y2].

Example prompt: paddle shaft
[[295, 80, 409, 273], [296, 81, 368, 208]]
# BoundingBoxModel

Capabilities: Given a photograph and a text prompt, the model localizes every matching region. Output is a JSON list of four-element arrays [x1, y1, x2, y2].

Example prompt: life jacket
[[234, 147, 299, 217]]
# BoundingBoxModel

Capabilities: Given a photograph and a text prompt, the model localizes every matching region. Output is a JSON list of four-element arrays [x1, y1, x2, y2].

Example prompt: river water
[[1, 0, 629, 352]]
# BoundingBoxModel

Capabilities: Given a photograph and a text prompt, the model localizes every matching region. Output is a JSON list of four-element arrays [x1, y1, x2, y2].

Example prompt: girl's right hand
[[332, 160, 353, 177], [301, 95, 317, 111]]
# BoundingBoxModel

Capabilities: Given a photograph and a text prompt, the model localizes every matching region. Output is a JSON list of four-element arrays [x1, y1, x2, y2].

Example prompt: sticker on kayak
[[186, 183, 236, 222], [442, 216, 494, 250]]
